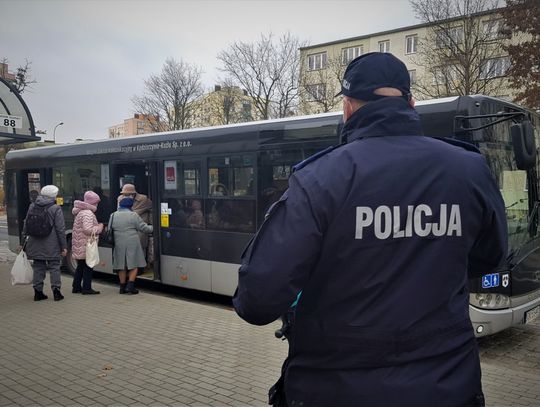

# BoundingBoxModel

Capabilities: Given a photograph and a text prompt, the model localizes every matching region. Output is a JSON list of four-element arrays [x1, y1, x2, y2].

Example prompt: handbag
[[85, 231, 100, 268], [11, 242, 33, 285], [105, 213, 115, 246]]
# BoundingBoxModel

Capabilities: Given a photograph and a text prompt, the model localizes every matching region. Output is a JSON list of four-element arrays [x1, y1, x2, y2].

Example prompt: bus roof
[[6, 95, 529, 169]]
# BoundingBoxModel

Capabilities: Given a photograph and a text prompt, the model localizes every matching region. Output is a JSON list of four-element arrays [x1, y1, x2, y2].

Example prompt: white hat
[[40, 185, 59, 198]]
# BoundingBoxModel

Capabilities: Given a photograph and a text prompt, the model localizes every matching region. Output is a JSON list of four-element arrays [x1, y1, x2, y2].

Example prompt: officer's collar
[[340, 97, 423, 143]]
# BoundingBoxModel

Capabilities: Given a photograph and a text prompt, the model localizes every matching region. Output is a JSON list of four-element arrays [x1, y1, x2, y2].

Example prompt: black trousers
[[72, 259, 94, 291]]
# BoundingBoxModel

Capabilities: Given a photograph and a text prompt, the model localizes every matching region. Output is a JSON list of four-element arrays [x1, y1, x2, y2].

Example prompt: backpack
[[25, 203, 54, 237]]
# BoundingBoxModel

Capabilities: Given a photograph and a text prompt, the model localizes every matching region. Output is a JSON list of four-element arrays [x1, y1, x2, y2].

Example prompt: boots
[[82, 288, 100, 295], [125, 281, 139, 295], [119, 283, 127, 294], [53, 288, 64, 301], [34, 289, 48, 301]]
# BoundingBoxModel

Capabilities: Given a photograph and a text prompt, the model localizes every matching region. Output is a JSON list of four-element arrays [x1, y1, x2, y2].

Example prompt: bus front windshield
[[480, 134, 531, 253]]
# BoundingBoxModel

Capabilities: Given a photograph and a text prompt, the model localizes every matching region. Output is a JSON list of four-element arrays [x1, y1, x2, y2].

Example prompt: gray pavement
[[0, 240, 539, 406]]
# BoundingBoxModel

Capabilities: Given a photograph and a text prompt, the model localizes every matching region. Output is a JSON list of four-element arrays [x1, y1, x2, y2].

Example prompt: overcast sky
[[1, 0, 418, 143]]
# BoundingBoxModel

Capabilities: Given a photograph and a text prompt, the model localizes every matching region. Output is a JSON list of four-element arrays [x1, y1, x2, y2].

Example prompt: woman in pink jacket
[[71, 191, 104, 294]]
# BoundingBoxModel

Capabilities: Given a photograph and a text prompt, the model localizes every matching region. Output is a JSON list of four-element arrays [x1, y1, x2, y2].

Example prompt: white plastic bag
[[85, 232, 100, 268], [11, 249, 33, 285]]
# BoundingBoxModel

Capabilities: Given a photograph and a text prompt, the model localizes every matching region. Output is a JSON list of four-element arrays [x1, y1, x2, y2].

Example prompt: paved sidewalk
[[0, 249, 285, 406], [0, 240, 539, 406]]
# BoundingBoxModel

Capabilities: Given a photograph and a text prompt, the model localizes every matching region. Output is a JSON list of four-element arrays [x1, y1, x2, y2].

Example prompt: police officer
[[233, 52, 507, 407]]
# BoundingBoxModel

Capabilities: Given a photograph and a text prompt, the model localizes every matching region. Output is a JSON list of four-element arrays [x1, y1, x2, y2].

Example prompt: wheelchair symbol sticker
[[482, 273, 500, 289]]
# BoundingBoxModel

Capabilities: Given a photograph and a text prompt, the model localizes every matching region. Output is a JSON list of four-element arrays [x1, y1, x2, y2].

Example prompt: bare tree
[[300, 55, 344, 114], [409, 0, 509, 99], [0, 57, 36, 93], [132, 58, 203, 131], [217, 32, 307, 120]]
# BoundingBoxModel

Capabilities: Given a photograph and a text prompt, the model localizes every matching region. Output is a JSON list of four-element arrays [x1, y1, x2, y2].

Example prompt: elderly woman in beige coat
[[109, 197, 152, 294]]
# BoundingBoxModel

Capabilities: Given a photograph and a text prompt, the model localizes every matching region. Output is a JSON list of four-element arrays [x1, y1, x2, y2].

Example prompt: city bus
[[5, 95, 540, 336]]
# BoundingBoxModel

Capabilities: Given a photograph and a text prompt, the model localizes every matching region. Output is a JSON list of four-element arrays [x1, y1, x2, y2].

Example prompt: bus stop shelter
[[0, 77, 39, 145]]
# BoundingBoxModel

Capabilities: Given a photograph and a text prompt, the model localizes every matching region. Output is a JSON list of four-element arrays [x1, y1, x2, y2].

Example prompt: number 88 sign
[[0, 114, 22, 129]]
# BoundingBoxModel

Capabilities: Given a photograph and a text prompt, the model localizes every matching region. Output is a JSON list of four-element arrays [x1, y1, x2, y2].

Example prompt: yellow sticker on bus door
[[160, 214, 169, 228]]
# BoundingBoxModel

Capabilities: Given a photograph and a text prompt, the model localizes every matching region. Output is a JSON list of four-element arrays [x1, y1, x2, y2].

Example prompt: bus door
[[112, 161, 159, 281], [15, 168, 51, 240]]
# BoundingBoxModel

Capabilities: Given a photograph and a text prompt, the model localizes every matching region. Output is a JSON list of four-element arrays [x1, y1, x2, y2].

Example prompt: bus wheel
[[63, 235, 77, 276]]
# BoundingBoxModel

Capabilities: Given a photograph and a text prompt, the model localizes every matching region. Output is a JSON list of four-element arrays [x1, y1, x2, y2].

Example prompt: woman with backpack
[[71, 191, 104, 294], [23, 185, 68, 301]]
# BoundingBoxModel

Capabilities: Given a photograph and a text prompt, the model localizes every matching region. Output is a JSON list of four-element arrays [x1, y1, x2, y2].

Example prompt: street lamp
[[53, 122, 64, 144]]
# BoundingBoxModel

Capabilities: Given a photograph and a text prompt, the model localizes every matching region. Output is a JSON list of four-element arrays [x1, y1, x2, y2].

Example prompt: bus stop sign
[[0, 77, 39, 145]]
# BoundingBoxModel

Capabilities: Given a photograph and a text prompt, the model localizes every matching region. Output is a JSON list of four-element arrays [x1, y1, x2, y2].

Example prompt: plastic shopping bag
[[11, 250, 33, 285], [85, 232, 100, 268]]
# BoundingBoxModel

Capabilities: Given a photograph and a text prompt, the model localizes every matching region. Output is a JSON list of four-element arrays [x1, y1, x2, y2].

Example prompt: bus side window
[[206, 155, 255, 233]]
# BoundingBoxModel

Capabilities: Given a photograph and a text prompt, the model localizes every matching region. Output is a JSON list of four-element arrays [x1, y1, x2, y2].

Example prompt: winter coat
[[109, 209, 152, 270], [233, 98, 508, 407], [24, 196, 68, 260], [71, 200, 103, 260], [116, 193, 152, 250]]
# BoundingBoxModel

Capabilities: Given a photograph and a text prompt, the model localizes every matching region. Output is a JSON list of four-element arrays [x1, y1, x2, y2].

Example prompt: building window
[[435, 26, 464, 48], [483, 19, 509, 40], [480, 57, 511, 79], [405, 35, 418, 54], [308, 52, 327, 71], [432, 65, 459, 86], [305, 83, 326, 101], [136, 121, 145, 135], [378, 40, 390, 53], [341, 46, 364, 64], [242, 101, 252, 120], [408, 69, 417, 85]]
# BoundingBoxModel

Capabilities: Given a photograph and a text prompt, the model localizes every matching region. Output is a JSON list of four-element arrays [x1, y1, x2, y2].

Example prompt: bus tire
[[63, 235, 77, 276]]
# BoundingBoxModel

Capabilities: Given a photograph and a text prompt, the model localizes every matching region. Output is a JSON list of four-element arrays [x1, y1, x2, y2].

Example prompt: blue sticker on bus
[[482, 273, 500, 289]]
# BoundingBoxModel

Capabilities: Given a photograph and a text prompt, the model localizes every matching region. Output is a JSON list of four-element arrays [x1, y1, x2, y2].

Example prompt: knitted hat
[[119, 197, 134, 208], [84, 190, 101, 206], [40, 185, 59, 198], [120, 184, 137, 194]]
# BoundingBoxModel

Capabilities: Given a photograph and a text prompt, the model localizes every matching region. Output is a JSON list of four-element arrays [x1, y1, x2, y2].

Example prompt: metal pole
[[53, 122, 64, 143]]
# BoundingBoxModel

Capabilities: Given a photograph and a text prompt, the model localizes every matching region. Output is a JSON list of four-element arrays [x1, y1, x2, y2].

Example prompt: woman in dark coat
[[108, 197, 152, 294]]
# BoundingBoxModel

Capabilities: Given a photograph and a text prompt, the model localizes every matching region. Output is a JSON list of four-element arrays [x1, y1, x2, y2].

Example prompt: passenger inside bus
[[186, 199, 204, 229], [167, 198, 188, 228], [210, 183, 228, 196]]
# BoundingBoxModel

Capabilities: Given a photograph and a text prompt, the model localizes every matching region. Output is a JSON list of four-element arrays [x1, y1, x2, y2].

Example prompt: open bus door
[[111, 161, 160, 281]]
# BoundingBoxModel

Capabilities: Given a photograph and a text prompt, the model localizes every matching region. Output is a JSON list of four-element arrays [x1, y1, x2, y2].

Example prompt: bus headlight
[[470, 293, 510, 309]]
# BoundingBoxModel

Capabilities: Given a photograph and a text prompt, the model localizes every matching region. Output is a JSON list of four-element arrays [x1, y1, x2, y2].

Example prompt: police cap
[[337, 52, 411, 101]]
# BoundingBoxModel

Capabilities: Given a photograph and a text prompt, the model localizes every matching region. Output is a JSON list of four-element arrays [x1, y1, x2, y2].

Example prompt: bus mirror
[[511, 121, 536, 170]]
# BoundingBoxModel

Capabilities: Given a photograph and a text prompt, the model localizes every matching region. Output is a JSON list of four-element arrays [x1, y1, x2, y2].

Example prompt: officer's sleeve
[[468, 161, 508, 278], [233, 175, 323, 325]]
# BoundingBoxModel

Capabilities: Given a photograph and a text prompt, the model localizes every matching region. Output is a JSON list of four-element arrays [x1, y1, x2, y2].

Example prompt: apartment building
[[0, 62, 17, 83], [299, 8, 516, 115], [189, 85, 260, 129], [108, 114, 158, 138]]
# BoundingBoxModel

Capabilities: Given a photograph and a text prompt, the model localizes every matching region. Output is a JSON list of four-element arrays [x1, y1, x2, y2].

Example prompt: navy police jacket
[[233, 97, 507, 406]]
